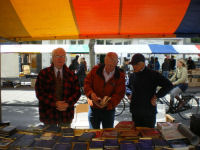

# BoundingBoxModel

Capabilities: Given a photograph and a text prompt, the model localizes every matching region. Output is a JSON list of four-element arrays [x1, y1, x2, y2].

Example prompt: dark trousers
[[131, 112, 156, 128], [88, 106, 115, 129]]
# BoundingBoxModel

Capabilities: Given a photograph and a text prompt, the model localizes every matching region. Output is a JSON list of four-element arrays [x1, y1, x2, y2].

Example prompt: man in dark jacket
[[128, 53, 173, 128], [35, 48, 81, 127]]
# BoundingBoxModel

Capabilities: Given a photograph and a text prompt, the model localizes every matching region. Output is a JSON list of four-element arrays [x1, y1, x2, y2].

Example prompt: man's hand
[[91, 93, 101, 102], [151, 95, 157, 106], [56, 101, 69, 111]]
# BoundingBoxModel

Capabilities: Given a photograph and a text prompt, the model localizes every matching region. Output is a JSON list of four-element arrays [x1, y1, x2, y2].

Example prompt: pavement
[[1, 86, 200, 128]]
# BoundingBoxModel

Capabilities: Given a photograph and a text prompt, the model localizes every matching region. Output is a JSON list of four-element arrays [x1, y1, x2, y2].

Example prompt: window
[[57, 40, 63, 44], [172, 42, 177, 45], [124, 41, 131, 45], [70, 40, 76, 45], [96, 40, 104, 45], [78, 40, 84, 45], [106, 40, 113, 45], [115, 42, 122, 45], [164, 41, 170, 45]]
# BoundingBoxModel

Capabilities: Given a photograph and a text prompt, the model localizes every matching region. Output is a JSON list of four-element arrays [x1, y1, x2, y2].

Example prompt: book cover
[[89, 141, 104, 150], [104, 139, 119, 148], [138, 139, 153, 150], [62, 127, 74, 136], [152, 139, 169, 149], [161, 127, 186, 141], [78, 132, 96, 142], [119, 130, 139, 138], [31, 139, 56, 148], [53, 143, 72, 150], [120, 143, 137, 150], [115, 121, 135, 130], [102, 130, 118, 138], [140, 128, 161, 138], [167, 139, 189, 150], [73, 142, 88, 150], [57, 136, 74, 143]]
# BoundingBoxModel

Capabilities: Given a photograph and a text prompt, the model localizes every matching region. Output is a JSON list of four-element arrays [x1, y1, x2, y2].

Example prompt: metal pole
[[89, 39, 95, 69]]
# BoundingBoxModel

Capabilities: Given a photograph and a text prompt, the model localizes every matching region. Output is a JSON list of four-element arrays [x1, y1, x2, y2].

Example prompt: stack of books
[[62, 127, 74, 136], [0, 125, 17, 137], [104, 139, 119, 149], [115, 121, 135, 130], [0, 137, 13, 149], [102, 130, 118, 139], [89, 140, 104, 150]]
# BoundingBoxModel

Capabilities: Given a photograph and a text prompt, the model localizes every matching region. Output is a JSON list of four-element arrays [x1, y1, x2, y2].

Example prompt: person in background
[[154, 57, 160, 71], [128, 53, 173, 128], [82, 57, 87, 71], [170, 55, 176, 71], [69, 55, 79, 72], [148, 56, 154, 70], [168, 59, 188, 113], [77, 57, 86, 94], [84, 52, 125, 129], [35, 48, 81, 127], [187, 57, 196, 70], [121, 58, 130, 73], [162, 58, 170, 78]]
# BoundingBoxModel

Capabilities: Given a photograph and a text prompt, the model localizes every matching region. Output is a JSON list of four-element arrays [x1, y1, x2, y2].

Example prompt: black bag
[[190, 114, 200, 136]]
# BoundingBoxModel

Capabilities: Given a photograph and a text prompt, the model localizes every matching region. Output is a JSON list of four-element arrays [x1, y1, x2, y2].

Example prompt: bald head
[[104, 52, 118, 73], [52, 48, 66, 69]]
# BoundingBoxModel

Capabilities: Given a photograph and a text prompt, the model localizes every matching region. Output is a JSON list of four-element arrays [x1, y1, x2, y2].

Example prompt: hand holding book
[[92, 96, 111, 109]]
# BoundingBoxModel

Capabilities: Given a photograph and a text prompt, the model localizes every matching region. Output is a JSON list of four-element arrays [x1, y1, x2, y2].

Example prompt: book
[[102, 130, 118, 138], [152, 139, 169, 150], [167, 139, 190, 150], [89, 141, 104, 150], [119, 130, 139, 139], [73, 142, 88, 150], [157, 122, 179, 130], [31, 139, 56, 149], [57, 136, 74, 143], [78, 132, 96, 142], [62, 127, 74, 136], [115, 121, 135, 130], [138, 139, 153, 150], [53, 143, 72, 150], [120, 143, 137, 150], [104, 139, 119, 149], [140, 128, 161, 138], [0, 125, 17, 137], [0, 137, 13, 149]]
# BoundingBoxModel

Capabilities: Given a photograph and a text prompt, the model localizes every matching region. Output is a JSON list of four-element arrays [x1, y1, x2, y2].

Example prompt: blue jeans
[[162, 71, 169, 79], [88, 106, 115, 129]]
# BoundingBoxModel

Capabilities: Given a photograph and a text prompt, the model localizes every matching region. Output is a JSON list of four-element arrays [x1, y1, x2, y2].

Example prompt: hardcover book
[[57, 136, 74, 143], [119, 130, 139, 138], [44, 125, 61, 133], [115, 121, 135, 130], [89, 141, 104, 150], [31, 139, 56, 149], [102, 130, 118, 138], [140, 128, 161, 138], [120, 143, 137, 150], [78, 132, 96, 142], [104, 139, 119, 148], [62, 127, 74, 136], [52, 143, 72, 150], [73, 142, 88, 150]]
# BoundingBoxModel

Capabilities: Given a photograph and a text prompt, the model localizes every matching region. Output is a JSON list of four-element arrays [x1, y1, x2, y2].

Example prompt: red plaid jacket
[[35, 64, 81, 124]]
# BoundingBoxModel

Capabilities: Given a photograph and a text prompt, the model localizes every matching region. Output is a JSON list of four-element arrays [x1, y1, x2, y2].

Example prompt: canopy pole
[[0, 46, 2, 122], [89, 39, 95, 69]]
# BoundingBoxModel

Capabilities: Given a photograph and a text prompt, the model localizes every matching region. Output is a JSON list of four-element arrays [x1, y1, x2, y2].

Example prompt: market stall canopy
[[0, 0, 200, 42], [1, 44, 199, 54], [94, 45, 200, 54]]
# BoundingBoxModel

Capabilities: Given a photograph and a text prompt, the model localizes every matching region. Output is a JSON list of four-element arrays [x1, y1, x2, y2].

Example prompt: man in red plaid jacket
[[35, 48, 81, 126]]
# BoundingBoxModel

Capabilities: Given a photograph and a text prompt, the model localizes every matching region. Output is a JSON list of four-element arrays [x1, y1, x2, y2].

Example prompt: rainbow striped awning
[[0, 0, 200, 42]]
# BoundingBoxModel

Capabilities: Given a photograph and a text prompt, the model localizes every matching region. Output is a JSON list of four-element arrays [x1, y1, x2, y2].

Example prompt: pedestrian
[[162, 58, 170, 78], [120, 58, 130, 73], [168, 59, 188, 113], [69, 55, 79, 72], [84, 52, 125, 129], [128, 53, 173, 128], [187, 57, 196, 70], [35, 48, 81, 127], [76, 57, 86, 94]]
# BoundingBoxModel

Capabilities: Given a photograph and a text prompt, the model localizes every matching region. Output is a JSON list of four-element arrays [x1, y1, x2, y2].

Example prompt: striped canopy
[[1, 44, 200, 54], [0, 0, 200, 42]]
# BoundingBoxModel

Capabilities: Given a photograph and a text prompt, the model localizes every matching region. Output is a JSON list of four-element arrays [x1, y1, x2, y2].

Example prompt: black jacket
[[128, 67, 173, 115]]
